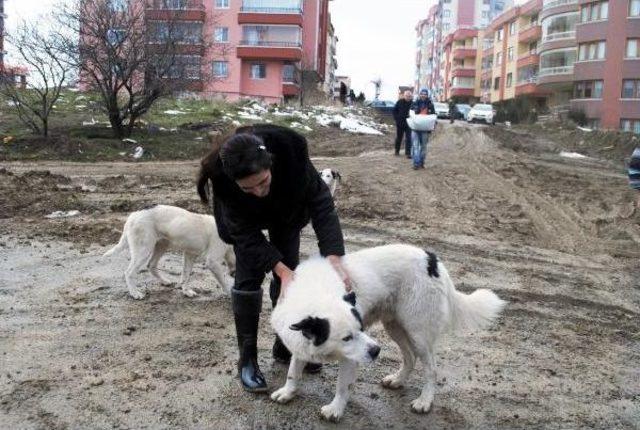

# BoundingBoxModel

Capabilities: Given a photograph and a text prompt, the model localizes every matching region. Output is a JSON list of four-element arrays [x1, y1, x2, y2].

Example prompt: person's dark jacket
[[412, 97, 436, 116], [393, 99, 412, 127], [197, 124, 344, 274]]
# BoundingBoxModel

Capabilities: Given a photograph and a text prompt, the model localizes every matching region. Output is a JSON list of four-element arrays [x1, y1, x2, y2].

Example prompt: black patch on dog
[[351, 308, 364, 331], [343, 292, 357, 306], [332, 170, 341, 180], [426, 251, 439, 278], [142, 204, 158, 211], [290, 317, 330, 346]]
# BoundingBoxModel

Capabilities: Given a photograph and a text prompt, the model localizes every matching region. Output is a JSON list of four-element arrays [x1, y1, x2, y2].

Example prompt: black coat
[[198, 124, 344, 274], [393, 99, 412, 126]]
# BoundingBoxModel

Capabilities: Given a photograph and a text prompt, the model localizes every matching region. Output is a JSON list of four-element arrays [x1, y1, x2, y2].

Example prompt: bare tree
[[0, 23, 69, 138], [55, 0, 229, 138]]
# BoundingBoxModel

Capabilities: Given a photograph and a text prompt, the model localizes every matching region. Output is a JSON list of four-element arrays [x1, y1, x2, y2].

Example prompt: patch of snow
[[232, 120, 242, 126], [339, 117, 383, 135], [559, 151, 588, 159], [122, 138, 137, 144], [577, 126, 593, 132], [163, 110, 187, 115], [82, 118, 97, 126], [45, 210, 80, 219], [238, 112, 262, 120], [132, 146, 144, 159]]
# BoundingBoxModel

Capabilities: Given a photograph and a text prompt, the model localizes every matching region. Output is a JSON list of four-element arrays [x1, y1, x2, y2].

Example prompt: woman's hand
[[274, 262, 295, 300], [327, 255, 351, 292]]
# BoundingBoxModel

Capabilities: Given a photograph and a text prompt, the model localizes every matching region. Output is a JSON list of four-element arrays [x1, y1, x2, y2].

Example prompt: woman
[[197, 124, 349, 392]]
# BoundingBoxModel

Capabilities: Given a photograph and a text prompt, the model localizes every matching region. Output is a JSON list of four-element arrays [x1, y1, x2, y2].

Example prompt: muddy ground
[[0, 123, 639, 429]]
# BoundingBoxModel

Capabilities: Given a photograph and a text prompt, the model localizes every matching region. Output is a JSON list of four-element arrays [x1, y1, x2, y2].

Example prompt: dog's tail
[[103, 230, 128, 257], [426, 251, 506, 332]]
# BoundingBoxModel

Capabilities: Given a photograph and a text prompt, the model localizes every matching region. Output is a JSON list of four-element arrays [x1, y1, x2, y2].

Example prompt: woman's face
[[236, 169, 272, 198]]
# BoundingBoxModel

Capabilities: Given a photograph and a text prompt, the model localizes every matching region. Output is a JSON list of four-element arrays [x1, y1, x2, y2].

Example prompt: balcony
[[538, 65, 574, 86], [515, 76, 549, 96], [450, 87, 475, 97], [237, 41, 303, 61], [239, 0, 303, 25], [453, 47, 477, 59], [519, 24, 541, 43], [517, 53, 540, 68], [542, 0, 577, 10], [146, 0, 205, 21], [539, 65, 573, 76], [542, 30, 575, 43], [451, 67, 476, 78]]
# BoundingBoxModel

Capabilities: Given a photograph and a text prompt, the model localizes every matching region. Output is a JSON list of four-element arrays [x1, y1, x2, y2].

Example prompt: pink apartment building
[[0, 0, 27, 88], [143, 0, 332, 103]]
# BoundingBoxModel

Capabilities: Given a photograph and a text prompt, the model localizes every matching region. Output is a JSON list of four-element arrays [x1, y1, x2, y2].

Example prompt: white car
[[433, 102, 450, 119], [467, 104, 495, 125]]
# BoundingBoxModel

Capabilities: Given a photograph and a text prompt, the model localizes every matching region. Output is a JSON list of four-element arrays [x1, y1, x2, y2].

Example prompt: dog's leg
[[271, 357, 305, 403], [124, 244, 154, 300], [179, 253, 197, 297], [410, 343, 437, 414], [208, 261, 233, 293], [381, 321, 415, 389], [320, 359, 357, 422], [148, 240, 173, 286]]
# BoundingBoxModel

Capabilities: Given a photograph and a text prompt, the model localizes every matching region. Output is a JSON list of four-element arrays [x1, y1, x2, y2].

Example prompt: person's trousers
[[411, 131, 429, 168], [395, 123, 412, 156], [233, 228, 301, 301]]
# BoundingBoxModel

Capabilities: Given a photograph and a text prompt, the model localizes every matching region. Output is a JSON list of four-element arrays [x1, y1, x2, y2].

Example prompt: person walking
[[393, 90, 413, 158], [197, 124, 349, 393], [410, 89, 436, 170]]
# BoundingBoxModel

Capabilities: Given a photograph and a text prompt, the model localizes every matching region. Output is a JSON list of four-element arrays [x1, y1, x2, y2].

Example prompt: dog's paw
[[182, 289, 198, 298], [129, 289, 146, 300], [271, 387, 296, 403], [381, 374, 404, 389], [410, 397, 433, 414], [320, 403, 345, 422]]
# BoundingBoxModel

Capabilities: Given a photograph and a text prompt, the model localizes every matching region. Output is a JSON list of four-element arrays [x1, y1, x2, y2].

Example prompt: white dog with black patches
[[319, 168, 341, 197], [270, 244, 506, 421], [103, 205, 235, 299]]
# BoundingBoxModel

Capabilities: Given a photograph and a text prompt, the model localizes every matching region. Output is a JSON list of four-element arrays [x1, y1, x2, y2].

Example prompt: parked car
[[367, 100, 396, 115], [452, 104, 471, 120], [433, 102, 450, 119], [467, 104, 496, 125]]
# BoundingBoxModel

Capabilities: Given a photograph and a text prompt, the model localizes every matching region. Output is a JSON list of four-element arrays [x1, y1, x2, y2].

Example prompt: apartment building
[[478, 0, 640, 131], [415, 0, 514, 101], [323, 20, 338, 96], [91, 0, 334, 103], [0, 0, 27, 88]]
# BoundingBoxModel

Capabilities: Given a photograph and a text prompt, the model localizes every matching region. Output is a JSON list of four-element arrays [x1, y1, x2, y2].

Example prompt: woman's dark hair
[[220, 133, 273, 180]]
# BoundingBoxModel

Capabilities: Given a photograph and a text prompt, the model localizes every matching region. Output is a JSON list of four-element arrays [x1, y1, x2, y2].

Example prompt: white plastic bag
[[406, 111, 437, 131]]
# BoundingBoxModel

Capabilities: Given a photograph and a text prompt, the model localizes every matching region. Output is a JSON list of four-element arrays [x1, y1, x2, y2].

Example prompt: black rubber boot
[[232, 288, 268, 393], [270, 279, 322, 374]]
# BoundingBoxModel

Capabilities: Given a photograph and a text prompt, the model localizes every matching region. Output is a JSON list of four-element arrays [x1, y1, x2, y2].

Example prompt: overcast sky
[[6, 0, 525, 100]]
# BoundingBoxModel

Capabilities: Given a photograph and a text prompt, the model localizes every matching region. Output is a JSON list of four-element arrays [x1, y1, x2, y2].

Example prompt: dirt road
[[1, 122, 638, 429]]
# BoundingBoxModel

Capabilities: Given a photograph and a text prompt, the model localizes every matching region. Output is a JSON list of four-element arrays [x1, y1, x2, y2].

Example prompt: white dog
[[319, 168, 341, 197], [271, 244, 505, 421], [103, 205, 235, 299]]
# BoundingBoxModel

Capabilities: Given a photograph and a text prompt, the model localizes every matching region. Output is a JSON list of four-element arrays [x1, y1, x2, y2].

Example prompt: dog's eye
[[342, 335, 353, 342]]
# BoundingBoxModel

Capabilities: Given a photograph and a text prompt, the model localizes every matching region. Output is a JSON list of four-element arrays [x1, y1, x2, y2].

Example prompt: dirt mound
[[308, 126, 389, 157]]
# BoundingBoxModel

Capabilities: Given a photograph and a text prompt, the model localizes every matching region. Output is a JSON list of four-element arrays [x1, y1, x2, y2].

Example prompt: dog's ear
[[343, 292, 356, 306], [290, 316, 330, 346], [332, 170, 341, 180]]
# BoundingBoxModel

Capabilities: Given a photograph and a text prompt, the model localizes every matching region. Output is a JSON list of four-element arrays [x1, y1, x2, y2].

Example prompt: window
[[508, 47, 514, 61], [578, 41, 606, 61], [215, 0, 229, 8], [621, 119, 640, 134], [282, 64, 296, 82], [214, 27, 229, 42], [496, 28, 503, 41], [250, 63, 266, 79], [627, 39, 640, 58], [580, 1, 608, 22], [622, 80, 640, 98], [443, 23, 450, 31], [482, 11, 489, 19], [109, 0, 128, 11], [631, 0, 640, 17], [509, 22, 516, 35], [494, 77, 500, 90], [443, 10, 451, 18], [573, 80, 603, 98], [496, 52, 502, 66], [106, 28, 126, 46], [506, 73, 512, 87], [213, 61, 228, 77]]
